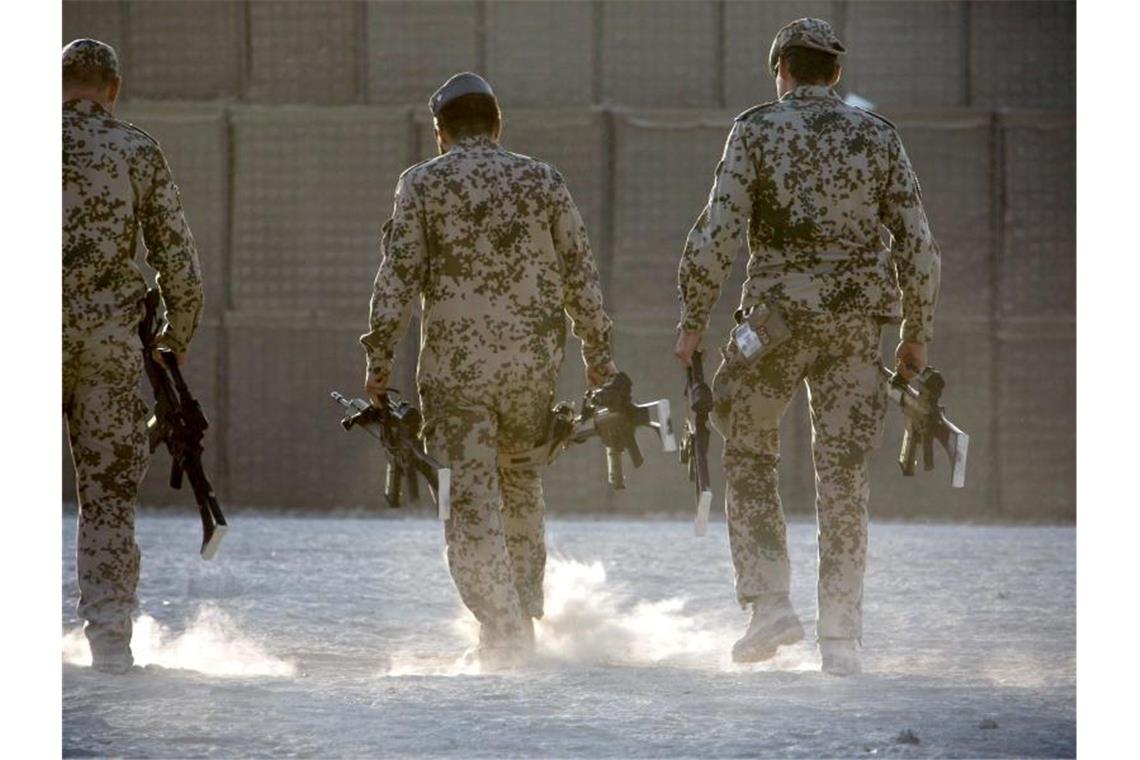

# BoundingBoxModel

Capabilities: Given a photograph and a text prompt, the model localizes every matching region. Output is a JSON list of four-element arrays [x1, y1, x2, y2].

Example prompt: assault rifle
[[679, 351, 714, 537], [331, 391, 451, 520], [498, 372, 676, 489], [881, 365, 969, 488], [138, 289, 228, 559]]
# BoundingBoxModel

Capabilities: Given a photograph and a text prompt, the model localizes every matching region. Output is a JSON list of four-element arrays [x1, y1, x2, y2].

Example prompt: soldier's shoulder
[[397, 156, 439, 185], [494, 149, 564, 185], [524, 154, 563, 182], [733, 100, 782, 124], [114, 118, 165, 151], [847, 105, 898, 133]]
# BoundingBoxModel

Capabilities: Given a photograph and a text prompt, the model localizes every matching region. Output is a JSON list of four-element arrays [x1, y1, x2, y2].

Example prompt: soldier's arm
[[881, 134, 941, 344], [139, 143, 204, 354], [677, 121, 756, 333], [360, 175, 427, 378], [550, 171, 614, 373]]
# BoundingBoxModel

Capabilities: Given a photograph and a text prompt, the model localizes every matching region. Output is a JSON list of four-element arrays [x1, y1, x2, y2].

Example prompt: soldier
[[63, 39, 204, 674], [361, 73, 616, 668], [674, 19, 940, 675]]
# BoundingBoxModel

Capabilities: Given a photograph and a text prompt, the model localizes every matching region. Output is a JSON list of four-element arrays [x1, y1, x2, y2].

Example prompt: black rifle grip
[[385, 463, 403, 508], [607, 448, 626, 490], [627, 435, 644, 469], [406, 464, 421, 503], [170, 459, 185, 490]]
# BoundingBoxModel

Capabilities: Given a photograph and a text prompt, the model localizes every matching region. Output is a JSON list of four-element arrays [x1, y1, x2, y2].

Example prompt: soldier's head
[[62, 38, 121, 109], [429, 73, 501, 154], [768, 18, 845, 97]]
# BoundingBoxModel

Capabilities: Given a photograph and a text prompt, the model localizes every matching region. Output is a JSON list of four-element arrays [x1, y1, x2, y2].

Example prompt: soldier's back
[[63, 100, 163, 334], [739, 87, 898, 256], [403, 137, 571, 387]]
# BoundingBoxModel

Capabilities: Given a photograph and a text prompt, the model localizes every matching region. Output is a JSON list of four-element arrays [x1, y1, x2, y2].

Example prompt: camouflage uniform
[[677, 58, 940, 639], [63, 40, 203, 670], [361, 134, 613, 653]]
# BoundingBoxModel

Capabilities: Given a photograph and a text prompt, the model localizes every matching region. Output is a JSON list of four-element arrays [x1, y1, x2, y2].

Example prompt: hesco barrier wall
[[62, 0, 1075, 521]]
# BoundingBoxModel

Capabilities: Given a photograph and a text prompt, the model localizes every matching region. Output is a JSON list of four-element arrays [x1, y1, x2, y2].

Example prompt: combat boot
[[87, 627, 134, 675], [90, 645, 134, 675], [731, 596, 804, 663], [467, 617, 535, 671], [819, 638, 861, 676]]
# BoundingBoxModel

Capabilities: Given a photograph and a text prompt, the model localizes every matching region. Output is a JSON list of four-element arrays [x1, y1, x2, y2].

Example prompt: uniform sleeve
[[550, 172, 614, 370], [880, 134, 941, 344], [139, 144, 203, 354], [677, 122, 755, 333], [360, 175, 427, 375]]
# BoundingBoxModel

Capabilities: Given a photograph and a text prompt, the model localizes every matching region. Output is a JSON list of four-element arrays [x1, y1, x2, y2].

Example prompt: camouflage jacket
[[677, 84, 940, 343], [63, 99, 203, 351], [361, 135, 614, 391]]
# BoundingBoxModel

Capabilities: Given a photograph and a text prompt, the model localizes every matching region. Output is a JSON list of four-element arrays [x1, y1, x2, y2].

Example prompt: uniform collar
[[779, 84, 840, 102], [63, 98, 109, 116], [450, 134, 499, 152]]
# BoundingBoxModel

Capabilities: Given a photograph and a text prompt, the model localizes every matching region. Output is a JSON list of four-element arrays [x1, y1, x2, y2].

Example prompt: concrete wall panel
[[844, 1, 969, 108], [486, 1, 595, 106], [230, 106, 412, 312], [1000, 114, 1075, 320], [602, 1, 720, 108], [367, 1, 478, 104], [970, 0, 1076, 109], [249, 1, 361, 104], [127, 1, 244, 100]]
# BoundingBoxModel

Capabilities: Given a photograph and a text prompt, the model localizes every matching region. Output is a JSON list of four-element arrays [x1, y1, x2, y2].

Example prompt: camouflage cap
[[429, 72, 495, 116], [62, 38, 120, 77], [767, 18, 846, 77]]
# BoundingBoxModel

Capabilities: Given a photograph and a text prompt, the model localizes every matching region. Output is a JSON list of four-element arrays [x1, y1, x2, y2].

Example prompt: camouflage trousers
[[422, 378, 553, 649], [711, 309, 886, 640], [63, 322, 150, 666]]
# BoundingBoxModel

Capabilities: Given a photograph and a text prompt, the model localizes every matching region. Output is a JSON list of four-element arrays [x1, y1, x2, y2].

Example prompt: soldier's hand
[[586, 361, 618, 388], [895, 341, 928, 381], [365, 368, 388, 408], [674, 329, 704, 368]]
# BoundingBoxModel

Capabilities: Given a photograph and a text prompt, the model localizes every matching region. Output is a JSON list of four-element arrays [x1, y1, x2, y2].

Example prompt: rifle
[[138, 289, 228, 559], [679, 351, 714, 536], [498, 372, 676, 490], [880, 365, 969, 488], [331, 391, 451, 520]]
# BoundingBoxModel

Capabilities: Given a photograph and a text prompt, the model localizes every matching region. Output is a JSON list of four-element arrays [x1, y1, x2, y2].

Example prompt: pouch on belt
[[725, 301, 791, 368]]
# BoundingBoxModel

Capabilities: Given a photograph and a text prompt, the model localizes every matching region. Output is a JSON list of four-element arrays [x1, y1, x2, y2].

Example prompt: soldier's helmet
[[62, 38, 120, 78], [767, 18, 846, 77]]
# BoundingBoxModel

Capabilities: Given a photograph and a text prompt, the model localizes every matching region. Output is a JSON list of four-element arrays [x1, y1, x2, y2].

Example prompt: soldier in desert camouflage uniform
[[361, 73, 616, 667], [63, 39, 204, 674], [674, 19, 940, 675]]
